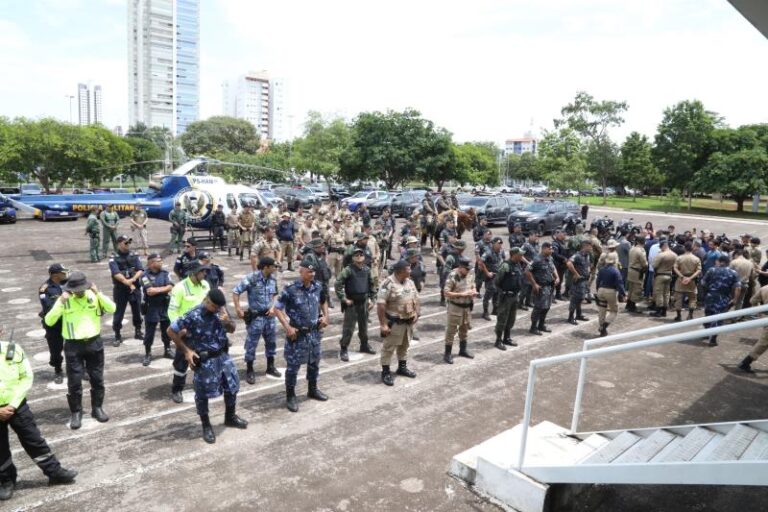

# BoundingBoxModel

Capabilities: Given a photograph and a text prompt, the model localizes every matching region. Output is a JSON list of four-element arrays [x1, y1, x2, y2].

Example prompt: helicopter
[[0, 158, 281, 228]]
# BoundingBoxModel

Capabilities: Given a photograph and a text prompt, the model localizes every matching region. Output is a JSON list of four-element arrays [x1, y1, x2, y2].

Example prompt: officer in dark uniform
[[140, 253, 173, 366], [551, 230, 569, 300], [480, 237, 505, 320], [336, 247, 377, 361], [343, 232, 374, 268], [173, 238, 199, 279], [199, 252, 224, 289], [210, 204, 227, 252], [38, 263, 68, 383], [566, 239, 593, 325], [449, 191, 460, 209], [519, 232, 539, 310], [508, 223, 526, 248], [109, 235, 144, 346], [167, 289, 247, 444], [439, 219, 458, 246], [274, 259, 329, 413], [494, 247, 524, 348], [472, 217, 489, 243], [526, 242, 559, 335], [436, 191, 451, 213], [305, 238, 335, 309], [474, 229, 494, 294], [402, 248, 425, 292]]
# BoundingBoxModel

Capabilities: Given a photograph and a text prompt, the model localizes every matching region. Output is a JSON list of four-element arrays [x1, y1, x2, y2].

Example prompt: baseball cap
[[48, 263, 69, 274], [116, 235, 132, 244]]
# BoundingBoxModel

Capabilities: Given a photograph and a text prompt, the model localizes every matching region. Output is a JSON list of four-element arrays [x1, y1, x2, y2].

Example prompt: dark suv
[[391, 191, 427, 217], [459, 196, 511, 225], [273, 187, 320, 211], [507, 201, 580, 234]]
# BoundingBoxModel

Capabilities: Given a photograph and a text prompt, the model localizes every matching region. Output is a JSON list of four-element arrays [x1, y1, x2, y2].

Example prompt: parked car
[[391, 191, 427, 218], [507, 200, 580, 234], [329, 186, 351, 202], [460, 196, 511, 225], [258, 189, 285, 208], [502, 194, 525, 212], [39, 209, 80, 222], [273, 187, 320, 211], [20, 183, 43, 195], [528, 184, 548, 197], [0, 197, 17, 224], [367, 192, 393, 217], [341, 190, 389, 212], [306, 186, 330, 202]]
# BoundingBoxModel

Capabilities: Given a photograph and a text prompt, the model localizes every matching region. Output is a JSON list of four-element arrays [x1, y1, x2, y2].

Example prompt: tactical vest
[[345, 266, 370, 298], [144, 271, 170, 307], [276, 220, 294, 241], [498, 262, 522, 292], [113, 251, 137, 283]]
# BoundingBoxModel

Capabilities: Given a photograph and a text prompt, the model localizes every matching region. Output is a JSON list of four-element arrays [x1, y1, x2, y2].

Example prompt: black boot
[[538, 311, 551, 333], [625, 300, 634, 311], [67, 394, 82, 430], [91, 389, 109, 423], [650, 306, 666, 318], [171, 389, 183, 403], [308, 381, 328, 401], [113, 331, 122, 347], [599, 323, 608, 337], [494, 337, 507, 351], [134, 328, 144, 340], [709, 335, 718, 347], [674, 310, 682, 322], [224, 405, 248, 428], [0, 481, 13, 501], [567, 309, 577, 325], [54, 368, 64, 384], [458, 341, 474, 359], [359, 342, 376, 355], [266, 356, 282, 377], [738, 355, 755, 373], [440, 294, 446, 307], [164, 346, 175, 359], [286, 386, 299, 412], [48, 467, 78, 485], [381, 365, 394, 386], [687, 309, 695, 321], [396, 360, 416, 378], [481, 307, 491, 321], [228, 247, 232, 257], [246, 362, 256, 385], [339, 347, 349, 362], [575, 306, 588, 321], [201, 415, 216, 444], [142, 352, 151, 366], [444, 344, 454, 364]]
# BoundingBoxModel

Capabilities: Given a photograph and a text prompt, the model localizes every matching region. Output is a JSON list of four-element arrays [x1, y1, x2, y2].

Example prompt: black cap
[[116, 235, 132, 244], [541, 241, 552, 249], [491, 236, 503, 244], [456, 257, 471, 268], [48, 263, 68, 274], [208, 288, 226, 307], [147, 253, 162, 261], [299, 258, 316, 271], [352, 247, 365, 255], [258, 256, 276, 269], [185, 238, 197, 246], [392, 260, 410, 273], [718, 254, 731, 264], [198, 251, 211, 260], [187, 261, 210, 274]]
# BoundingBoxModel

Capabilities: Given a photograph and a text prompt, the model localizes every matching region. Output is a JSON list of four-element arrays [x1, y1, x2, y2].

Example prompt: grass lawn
[[580, 195, 768, 221]]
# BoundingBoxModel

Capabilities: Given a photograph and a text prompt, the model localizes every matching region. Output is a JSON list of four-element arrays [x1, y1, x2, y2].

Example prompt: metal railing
[[517, 308, 768, 470]]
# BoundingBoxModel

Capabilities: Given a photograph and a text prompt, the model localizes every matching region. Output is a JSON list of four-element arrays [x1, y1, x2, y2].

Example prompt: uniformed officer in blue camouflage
[[232, 256, 281, 385], [700, 254, 741, 346], [167, 289, 247, 444], [525, 242, 559, 335], [140, 253, 174, 366], [274, 258, 329, 413], [38, 263, 68, 383], [566, 239, 592, 325]]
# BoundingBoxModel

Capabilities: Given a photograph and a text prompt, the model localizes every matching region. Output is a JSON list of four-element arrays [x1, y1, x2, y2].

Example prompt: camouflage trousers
[[245, 317, 277, 362], [228, 229, 241, 251], [340, 302, 369, 349], [495, 291, 518, 339], [169, 228, 185, 253], [102, 228, 117, 257], [89, 234, 100, 262], [284, 330, 322, 387], [193, 354, 239, 416]]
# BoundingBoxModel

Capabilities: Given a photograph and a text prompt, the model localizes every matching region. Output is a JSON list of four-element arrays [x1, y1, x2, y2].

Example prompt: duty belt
[[448, 301, 472, 308], [289, 321, 319, 334], [197, 349, 224, 362], [499, 289, 519, 295], [656, 272, 672, 276], [385, 314, 415, 325]]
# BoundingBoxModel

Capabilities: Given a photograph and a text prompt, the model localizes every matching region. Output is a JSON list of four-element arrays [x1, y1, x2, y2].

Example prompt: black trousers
[[113, 288, 142, 333], [0, 401, 61, 483], [43, 323, 64, 371], [172, 351, 189, 393], [144, 319, 171, 351], [65, 338, 105, 400]]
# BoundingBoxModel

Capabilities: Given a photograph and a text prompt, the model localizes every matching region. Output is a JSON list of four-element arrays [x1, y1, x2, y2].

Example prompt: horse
[[456, 208, 477, 239], [419, 211, 437, 248]]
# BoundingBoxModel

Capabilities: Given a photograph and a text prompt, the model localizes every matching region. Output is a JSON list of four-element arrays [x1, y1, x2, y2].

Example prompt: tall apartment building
[[222, 72, 290, 142], [504, 137, 537, 156], [128, 0, 200, 135], [77, 83, 103, 126]]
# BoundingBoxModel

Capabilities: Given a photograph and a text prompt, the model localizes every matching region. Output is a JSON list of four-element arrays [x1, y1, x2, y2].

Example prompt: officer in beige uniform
[[326, 218, 346, 277], [365, 225, 381, 287], [297, 217, 315, 251], [738, 282, 768, 372], [226, 206, 241, 257], [377, 260, 419, 386], [237, 206, 256, 261], [673, 241, 702, 321], [442, 257, 478, 364], [730, 248, 755, 310], [342, 214, 357, 245], [596, 239, 619, 270], [251, 226, 281, 270], [315, 210, 333, 239], [650, 239, 677, 317], [626, 236, 647, 313]]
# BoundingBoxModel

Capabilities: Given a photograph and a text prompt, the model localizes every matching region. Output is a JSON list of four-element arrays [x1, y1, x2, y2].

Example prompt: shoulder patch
[[39, 284, 48, 293]]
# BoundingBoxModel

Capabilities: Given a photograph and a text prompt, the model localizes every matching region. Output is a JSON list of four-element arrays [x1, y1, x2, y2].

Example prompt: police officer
[[274, 259, 329, 412], [335, 247, 377, 361], [168, 261, 211, 403], [519, 232, 540, 310], [210, 204, 227, 252], [566, 239, 592, 325], [168, 289, 246, 444], [39, 263, 68, 383], [403, 248, 425, 292], [472, 217, 489, 243], [109, 235, 144, 346], [233, 257, 281, 385], [650, 239, 678, 317], [0, 330, 77, 500], [700, 254, 741, 346], [44, 272, 116, 430], [551, 230, 569, 301], [140, 253, 173, 366], [377, 260, 420, 386], [174, 238, 199, 279], [436, 191, 451, 213], [449, 190, 460, 209], [626, 236, 648, 313], [439, 218, 458, 247], [494, 247, 524, 349], [737, 282, 768, 372], [199, 252, 224, 289], [673, 241, 702, 322], [276, 211, 296, 270], [325, 217, 347, 277], [305, 237, 335, 308], [442, 256, 477, 364], [527, 242, 559, 334], [168, 202, 188, 253], [508, 223, 526, 249], [85, 206, 101, 262], [99, 204, 119, 259], [226, 206, 241, 257], [252, 226, 281, 271], [380, 207, 396, 261], [595, 253, 626, 337], [441, 240, 467, 307], [343, 232, 373, 268], [238, 204, 256, 261], [479, 237, 504, 320], [129, 203, 149, 256], [474, 229, 494, 294]]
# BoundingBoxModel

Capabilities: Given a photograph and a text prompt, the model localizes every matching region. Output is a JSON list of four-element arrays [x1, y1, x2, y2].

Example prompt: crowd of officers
[[4, 197, 767, 499]]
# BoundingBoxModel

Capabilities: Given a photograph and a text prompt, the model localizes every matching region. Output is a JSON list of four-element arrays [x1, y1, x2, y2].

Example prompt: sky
[[0, 0, 766, 145]]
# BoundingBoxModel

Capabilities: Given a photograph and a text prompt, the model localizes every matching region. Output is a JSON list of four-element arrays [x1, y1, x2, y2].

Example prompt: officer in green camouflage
[[85, 206, 101, 262], [335, 247, 377, 361], [99, 204, 119, 258], [493, 247, 524, 349], [168, 202, 188, 253]]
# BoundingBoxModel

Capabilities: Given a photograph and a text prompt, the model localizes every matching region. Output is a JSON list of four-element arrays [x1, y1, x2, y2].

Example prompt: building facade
[[128, 0, 200, 135], [222, 71, 290, 142], [77, 83, 103, 126], [504, 137, 537, 156]]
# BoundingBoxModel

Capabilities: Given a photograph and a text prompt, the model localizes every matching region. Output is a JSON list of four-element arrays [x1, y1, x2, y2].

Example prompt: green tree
[[126, 123, 180, 168], [536, 128, 587, 198], [585, 137, 620, 193], [124, 136, 164, 186], [179, 116, 260, 156], [619, 132, 663, 199], [506, 152, 542, 182], [555, 91, 627, 204], [213, 151, 292, 183], [291, 112, 351, 187], [454, 142, 497, 188]]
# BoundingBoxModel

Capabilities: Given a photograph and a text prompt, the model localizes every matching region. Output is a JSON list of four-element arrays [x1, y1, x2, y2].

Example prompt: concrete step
[[658, 426, 716, 462], [614, 429, 677, 463], [708, 424, 759, 461], [570, 433, 610, 463], [582, 431, 641, 464]]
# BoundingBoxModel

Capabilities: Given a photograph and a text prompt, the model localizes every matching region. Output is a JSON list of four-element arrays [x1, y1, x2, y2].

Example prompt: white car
[[306, 186, 330, 201]]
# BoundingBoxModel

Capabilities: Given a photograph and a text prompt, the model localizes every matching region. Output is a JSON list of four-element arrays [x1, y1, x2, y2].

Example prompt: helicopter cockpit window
[[239, 193, 263, 209], [227, 193, 236, 209]]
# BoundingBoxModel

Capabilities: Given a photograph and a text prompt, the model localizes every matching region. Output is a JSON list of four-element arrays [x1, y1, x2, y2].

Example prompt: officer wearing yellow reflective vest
[[44, 271, 116, 430], [168, 261, 211, 403], [0, 328, 78, 501]]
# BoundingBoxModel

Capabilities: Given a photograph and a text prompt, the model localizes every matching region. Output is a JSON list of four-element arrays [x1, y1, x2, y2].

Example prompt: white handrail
[[570, 303, 768, 433], [517, 315, 768, 470]]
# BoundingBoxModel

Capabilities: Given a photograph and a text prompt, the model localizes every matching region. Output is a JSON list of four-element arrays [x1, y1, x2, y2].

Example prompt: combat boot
[[228, 247, 232, 257], [142, 353, 151, 367], [738, 355, 755, 373], [163, 346, 174, 359], [396, 360, 416, 378], [567, 309, 577, 325], [440, 295, 446, 307], [502, 337, 517, 347], [245, 362, 256, 385], [481, 307, 491, 321], [224, 406, 248, 429], [54, 368, 64, 385], [113, 331, 122, 347], [91, 389, 109, 423], [538, 311, 551, 333], [687, 309, 695, 321], [381, 365, 394, 386], [599, 323, 608, 337], [171, 390, 183, 403], [201, 415, 216, 444], [67, 394, 82, 430], [360, 342, 376, 355], [494, 337, 507, 351], [709, 335, 718, 347], [443, 344, 454, 364], [529, 318, 542, 336], [239, 251, 244, 262], [458, 341, 474, 359], [339, 347, 349, 362], [286, 386, 299, 412], [673, 310, 682, 322], [650, 307, 667, 318], [575, 307, 589, 321], [0, 481, 14, 500], [308, 381, 328, 401], [134, 328, 144, 340], [266, 356, 282, 377], [48, 467, 78, 486]]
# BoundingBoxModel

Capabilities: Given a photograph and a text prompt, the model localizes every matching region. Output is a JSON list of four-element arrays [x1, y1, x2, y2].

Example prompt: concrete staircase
[[450, 420, 768, 512]]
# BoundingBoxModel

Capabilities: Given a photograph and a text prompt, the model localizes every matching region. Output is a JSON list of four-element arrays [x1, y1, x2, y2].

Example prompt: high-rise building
[[92, 85, 103, 125], [222, 72, 290, 142], [77, 83, 90, 126], [504, 137, 537, 156], [128, 0, 200, 135]]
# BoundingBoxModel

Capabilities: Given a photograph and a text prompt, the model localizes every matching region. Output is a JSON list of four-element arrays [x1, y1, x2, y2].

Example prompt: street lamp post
[[64, 95, 74, 123]]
